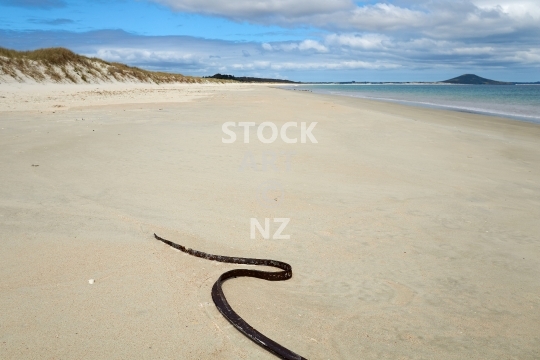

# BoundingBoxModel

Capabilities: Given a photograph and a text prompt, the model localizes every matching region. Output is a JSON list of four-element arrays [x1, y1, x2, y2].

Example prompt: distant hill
[[442, 74, 512, 85], [205, 73, 297, 84], [0, 47, 228, 84]]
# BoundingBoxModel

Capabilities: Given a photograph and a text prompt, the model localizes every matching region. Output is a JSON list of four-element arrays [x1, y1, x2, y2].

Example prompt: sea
[[290, 84, 540, 124]]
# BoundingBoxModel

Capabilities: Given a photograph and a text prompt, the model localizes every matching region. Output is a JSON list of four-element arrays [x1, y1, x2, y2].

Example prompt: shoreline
[[279, 84, 540, 125]]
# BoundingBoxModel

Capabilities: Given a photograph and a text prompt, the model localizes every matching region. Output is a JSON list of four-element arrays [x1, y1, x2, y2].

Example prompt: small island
[[204, 73, 297, 83], [442, 74, 513, 85]]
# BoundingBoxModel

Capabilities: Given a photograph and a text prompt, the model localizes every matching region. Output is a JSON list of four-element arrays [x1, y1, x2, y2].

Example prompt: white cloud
[[297, 40, 328, 52], [501, 49, 540, 64], [95, 48, 199, 65], [151, 0, 540, 40], [278, 43, 299, 51], [472, 0, 540, 17], [325, 33, 388, 50], [345, 4, 425, 32], [448, 47, 495, 55], [261, 42, 273, 51], [261, 39, 328, 52], [152, 0, 353, 21]]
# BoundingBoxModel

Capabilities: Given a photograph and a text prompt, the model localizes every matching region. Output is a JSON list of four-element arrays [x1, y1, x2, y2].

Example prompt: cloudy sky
[[1, 0, 539, 81]]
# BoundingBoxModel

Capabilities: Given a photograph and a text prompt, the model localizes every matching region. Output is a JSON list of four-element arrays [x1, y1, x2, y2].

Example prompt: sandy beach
[[1, 82, 539, 359]]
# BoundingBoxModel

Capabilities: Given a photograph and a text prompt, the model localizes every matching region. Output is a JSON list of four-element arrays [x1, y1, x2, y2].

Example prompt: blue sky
[[1, 0, 539, 81]]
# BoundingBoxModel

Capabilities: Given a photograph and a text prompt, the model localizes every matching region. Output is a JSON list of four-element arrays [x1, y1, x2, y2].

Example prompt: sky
[[0, 0, 539, 82]]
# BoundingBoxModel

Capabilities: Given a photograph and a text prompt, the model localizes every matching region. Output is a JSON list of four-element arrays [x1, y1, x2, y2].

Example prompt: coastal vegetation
[[0, 47, 228, 84], [205, 73, 297, 83]]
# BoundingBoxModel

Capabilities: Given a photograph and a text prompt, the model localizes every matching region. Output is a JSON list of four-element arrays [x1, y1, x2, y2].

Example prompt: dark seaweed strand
[[154, 233, 307, 360]]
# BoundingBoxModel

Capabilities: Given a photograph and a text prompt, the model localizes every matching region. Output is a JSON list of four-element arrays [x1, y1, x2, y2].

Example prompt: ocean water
[[292, 84, 540, 123]]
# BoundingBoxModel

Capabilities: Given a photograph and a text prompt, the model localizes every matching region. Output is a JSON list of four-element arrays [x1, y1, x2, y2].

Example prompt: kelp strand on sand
[[154, 233, 307, 360]]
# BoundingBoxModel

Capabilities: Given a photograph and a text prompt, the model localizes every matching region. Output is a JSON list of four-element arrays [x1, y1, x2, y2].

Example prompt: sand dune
[[0, 47, 224, 85]]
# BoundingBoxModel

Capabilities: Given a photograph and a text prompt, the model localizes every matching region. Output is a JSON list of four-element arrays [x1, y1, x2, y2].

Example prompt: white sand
[[1, 82, 539, 359]]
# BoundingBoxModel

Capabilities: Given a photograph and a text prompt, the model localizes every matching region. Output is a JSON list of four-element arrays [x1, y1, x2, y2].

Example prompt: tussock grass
[[0, 47, 229, 84]]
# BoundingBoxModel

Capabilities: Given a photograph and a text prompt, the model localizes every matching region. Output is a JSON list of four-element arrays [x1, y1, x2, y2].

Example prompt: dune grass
[[0, 47, 227, 84]]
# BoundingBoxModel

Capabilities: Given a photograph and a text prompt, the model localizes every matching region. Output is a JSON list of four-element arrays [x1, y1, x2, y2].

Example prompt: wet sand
[[1, 83, 539, 359]]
